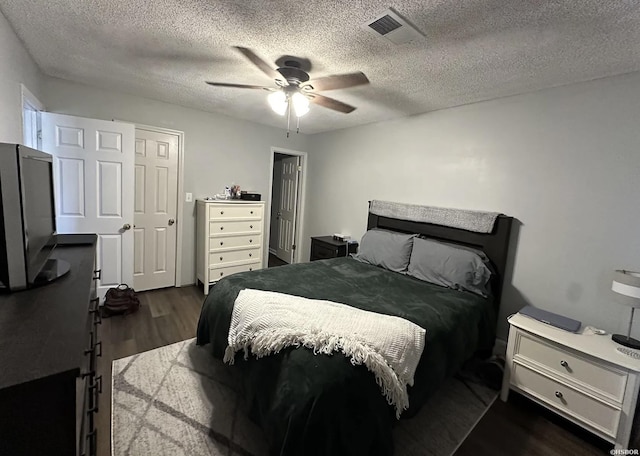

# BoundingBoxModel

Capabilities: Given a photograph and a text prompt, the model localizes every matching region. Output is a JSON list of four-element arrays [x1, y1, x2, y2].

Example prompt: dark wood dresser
[[310, 236, 358, 261], [0, 234, 101, 456]]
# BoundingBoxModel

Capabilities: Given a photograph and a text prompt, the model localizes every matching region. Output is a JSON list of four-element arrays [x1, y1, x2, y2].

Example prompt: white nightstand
[[501, 313, 640, 449]]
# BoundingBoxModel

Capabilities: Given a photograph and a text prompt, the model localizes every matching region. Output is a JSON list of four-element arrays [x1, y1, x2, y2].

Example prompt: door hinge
[[37, 130, 42, 140], [292, 244, 296, 250], [297, 165, 302, 172]]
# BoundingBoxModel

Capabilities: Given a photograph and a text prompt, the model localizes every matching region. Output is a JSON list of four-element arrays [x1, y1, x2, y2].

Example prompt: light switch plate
[[185, 192, 193, 202]]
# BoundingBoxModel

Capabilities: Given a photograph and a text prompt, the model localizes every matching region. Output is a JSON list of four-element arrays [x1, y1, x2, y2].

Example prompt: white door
[[275, 155, 300, 263], [41, 112, 135, 299], [133, 128, 179, 291]]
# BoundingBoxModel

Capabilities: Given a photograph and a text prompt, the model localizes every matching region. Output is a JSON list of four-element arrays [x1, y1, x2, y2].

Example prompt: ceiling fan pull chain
[[296, 115, 300, 134], [286, 102, 291, 138]]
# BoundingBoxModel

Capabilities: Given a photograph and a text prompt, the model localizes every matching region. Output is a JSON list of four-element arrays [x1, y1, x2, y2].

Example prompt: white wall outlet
[[185, 192, 193, 202]]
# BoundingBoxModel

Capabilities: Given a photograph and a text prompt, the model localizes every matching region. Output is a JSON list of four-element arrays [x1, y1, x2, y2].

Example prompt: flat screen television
[[0, 143, 69, 291]]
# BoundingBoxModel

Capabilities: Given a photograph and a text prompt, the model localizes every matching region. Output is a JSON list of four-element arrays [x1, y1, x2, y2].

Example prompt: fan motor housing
[[277, 66, 310, 85]]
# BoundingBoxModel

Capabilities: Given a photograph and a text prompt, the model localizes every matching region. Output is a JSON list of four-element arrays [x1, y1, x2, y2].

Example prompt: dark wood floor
[[455, 393, 610, 455], [268, 252, 288, 267], [98, 285, 612, 456], [95, 285, 204, 456]]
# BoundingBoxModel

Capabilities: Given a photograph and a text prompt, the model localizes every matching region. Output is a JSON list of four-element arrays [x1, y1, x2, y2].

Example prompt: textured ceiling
[[1, 1, 640, 134]]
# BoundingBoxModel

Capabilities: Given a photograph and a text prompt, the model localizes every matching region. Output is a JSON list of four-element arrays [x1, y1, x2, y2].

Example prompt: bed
[[196, 204, 513, 456]]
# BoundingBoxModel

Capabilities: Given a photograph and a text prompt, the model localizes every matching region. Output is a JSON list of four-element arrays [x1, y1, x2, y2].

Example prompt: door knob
[[168, 218, 175, 226], [122, 223, 131, 231]]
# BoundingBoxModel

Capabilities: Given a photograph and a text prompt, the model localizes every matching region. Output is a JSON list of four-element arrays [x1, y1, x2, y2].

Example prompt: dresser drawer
[[209, 204, 263, 220], [210, 234, 260, 251], [515, 331, 627, 402], [311, 243, 339, 260], [210, 220, 261, 235], [512, 362, 620, 437], [209, 247, 261, 267], [210, 262, 261, 281]]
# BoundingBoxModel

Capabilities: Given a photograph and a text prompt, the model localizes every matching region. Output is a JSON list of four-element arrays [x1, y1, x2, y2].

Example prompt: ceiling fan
[[205, 47, 370, 121]]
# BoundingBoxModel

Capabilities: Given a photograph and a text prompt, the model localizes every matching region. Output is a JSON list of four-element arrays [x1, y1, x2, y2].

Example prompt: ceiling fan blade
[[234, 46, 284, 83], [304, 72, 369, 92], [309, 93, 356, 114], [205, 82, 270, 90]]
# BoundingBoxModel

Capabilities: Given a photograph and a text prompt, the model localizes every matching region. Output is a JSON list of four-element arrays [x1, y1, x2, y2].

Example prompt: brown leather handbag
[[102, 284, 140, 317]]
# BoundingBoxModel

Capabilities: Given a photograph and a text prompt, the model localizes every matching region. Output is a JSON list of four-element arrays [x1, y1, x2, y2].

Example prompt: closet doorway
[[268, 147, 307, 266]]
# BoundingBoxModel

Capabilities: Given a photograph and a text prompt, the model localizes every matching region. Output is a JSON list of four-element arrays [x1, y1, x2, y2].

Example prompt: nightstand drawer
[[515, 332, 627, 402], [310, 236, 358, 261], [311, 243, 338, 260], [512, 362, 620, 437]]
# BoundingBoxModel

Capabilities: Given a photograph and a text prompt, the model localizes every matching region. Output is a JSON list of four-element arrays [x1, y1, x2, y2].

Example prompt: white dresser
[[196, 200, 266, 295], [502, 313, 640, 449]]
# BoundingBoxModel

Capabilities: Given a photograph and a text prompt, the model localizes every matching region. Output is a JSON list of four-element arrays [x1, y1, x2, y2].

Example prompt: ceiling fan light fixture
[[291, 92, 310, 117], [268, 90, 287, 116]]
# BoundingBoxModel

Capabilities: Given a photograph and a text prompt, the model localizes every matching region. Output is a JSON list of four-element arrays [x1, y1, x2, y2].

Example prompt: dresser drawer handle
[[220, 241, 224, 246], [86, 429, 97, 454], [220, 211, 224, 215], [249, 239, 253, 243], [93, 269, 101, 281], [81, 369, 96, 379], [87, 404, 99, 414], [84, 341, 102, 357], [249, 253, 252, 257], [560, 360, 568, 368], [90, 375, 103, 394], [250, 225, 253, 229], [220, 226, 224, 230], [250, 210, 254, 214], [249, 267, 253, 271], [555, 391, 563, 399], [220, 272, 224, 276], [220, 256, 223, 261]]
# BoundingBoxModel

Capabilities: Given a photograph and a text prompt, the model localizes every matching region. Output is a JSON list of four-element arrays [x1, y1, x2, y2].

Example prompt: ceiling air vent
[[362, 8, 424, 45]]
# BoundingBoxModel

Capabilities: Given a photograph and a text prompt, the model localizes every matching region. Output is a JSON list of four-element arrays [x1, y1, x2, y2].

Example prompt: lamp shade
[[612, 270, 640, 308], [291, 92, 309, 117], [268, 91, 287, 116]]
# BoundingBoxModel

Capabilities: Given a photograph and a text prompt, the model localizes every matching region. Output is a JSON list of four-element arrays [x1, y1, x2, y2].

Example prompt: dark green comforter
[[196, 257, 495, 456]]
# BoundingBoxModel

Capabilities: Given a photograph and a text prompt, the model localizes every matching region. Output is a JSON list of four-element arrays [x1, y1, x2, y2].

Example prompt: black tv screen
[[0, 143, 61, 291], [20, 155, 56, 283]]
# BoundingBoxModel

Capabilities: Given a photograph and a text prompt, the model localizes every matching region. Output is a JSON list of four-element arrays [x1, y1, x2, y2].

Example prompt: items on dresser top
[[310, 236, 359, 261], [502, 312, 640, 450], [240, 191, 261, 201], [611, 269, 640, 349], [0, 235, 101, 456], [519, 305, 582, 332], [196, 200, 265, 295]]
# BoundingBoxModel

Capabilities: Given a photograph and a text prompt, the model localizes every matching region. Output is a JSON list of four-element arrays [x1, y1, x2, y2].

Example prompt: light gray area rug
[[112, 339, 497, 456]]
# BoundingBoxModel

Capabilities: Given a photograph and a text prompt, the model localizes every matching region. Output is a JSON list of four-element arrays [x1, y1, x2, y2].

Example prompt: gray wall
[[42, 76, 308, 285], [304, 71, 640, 341], [0, 9, 42, 143]]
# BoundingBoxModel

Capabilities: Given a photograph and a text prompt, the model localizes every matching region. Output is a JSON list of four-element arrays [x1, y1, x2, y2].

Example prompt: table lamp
[[612, 269, 640, 349]]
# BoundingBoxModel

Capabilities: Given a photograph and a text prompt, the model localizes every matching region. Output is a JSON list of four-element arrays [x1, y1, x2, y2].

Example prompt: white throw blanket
[[224, 289, 426, 418]]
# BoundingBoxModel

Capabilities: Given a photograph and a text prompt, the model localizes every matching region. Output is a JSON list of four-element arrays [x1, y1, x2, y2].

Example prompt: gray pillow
[[407, 237, 492, 297], [352, 229, 416, 272]]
